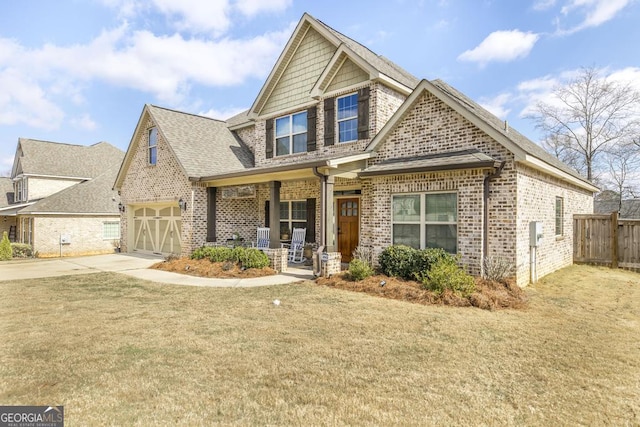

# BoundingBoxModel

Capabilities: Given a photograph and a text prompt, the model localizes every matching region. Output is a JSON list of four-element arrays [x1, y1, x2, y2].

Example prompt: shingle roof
[[0, 177, 14, 208], [15, 139, 124, 178], [19, 161, 122, 214], [594, 199, 640, 218], [430, 79, 591, 185], [147, 105, 254, 178], [316, 18, 419, 90], [226, 110, 251, 128], [360, 149, 500, 177]]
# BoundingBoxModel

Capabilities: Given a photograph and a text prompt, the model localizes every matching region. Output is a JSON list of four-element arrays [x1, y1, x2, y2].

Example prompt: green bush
[[378, 245, 419, 280], [11, 243, 33, 258], [348, 258, 374, 281], [237, 248, 270, 269], [414, 248, 452, 273], [190, 246, 269, 269], [0, 232, 12, 261], [418, 257, 475, 297]]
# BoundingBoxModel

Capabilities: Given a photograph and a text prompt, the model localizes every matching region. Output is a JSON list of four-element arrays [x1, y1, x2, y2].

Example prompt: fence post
[[611, 211, 619, 269]]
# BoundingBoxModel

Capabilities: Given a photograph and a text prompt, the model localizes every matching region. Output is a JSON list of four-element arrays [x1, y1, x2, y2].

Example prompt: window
[[103, 221, 121, 240], [279, 200, 307, 238], [392, 193, 457, 253], [337, 93, 358, 143], [148, 127, 158, 165], [16, 179, 22, 202], [275, 111, 307, 156], [20, 217, 33, 245], [555, 197, 564, 236]]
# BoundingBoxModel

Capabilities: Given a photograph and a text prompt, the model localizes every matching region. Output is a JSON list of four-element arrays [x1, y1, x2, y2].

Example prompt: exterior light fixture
[[118, 202, 125, 213], [178, 198, 187, 211]]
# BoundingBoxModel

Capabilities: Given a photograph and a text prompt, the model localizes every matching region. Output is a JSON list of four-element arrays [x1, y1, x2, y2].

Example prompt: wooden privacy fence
[[574, 212, 640, 270]]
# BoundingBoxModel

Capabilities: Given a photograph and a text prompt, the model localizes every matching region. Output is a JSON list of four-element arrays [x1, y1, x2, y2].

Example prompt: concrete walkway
[[0, 253, 315, 287]]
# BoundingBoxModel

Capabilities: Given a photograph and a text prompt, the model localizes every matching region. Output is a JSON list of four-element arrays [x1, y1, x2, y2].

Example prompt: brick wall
[[515, 164, 593, 286], [31, 215, 119, 257]]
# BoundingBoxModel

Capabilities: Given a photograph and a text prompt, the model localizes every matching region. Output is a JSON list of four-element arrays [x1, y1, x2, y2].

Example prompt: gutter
[[483, 161, 506, 269]]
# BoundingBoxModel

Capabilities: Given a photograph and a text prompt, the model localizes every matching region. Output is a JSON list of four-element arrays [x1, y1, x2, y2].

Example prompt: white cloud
[[235, 0, 292, 17], [199, 106, 247, 120], [558, 0, 631, 33], [70, 113, 98, 131], [533, 0, 557, 10], [152, 0, 232, 36], [479, 93, 512, 119], [458, 30, 539, 65]]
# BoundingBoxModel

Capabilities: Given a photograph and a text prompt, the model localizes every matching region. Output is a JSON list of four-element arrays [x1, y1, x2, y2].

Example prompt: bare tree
[[603, 144, 640, 211], [531, 66, 640, 181]]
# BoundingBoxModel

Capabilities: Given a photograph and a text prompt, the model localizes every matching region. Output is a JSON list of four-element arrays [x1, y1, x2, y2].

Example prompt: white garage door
[[132, 205, 182, 255]]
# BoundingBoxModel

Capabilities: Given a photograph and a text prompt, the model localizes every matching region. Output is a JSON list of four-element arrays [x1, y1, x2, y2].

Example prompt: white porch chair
[[253, 227, 270, 250], [281, 227, 306, 263]]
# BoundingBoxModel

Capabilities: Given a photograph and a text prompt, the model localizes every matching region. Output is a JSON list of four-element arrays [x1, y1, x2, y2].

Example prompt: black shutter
[[306, 198, 316, 243], [265, 119, 274, 159], [324, 97, 335, 146], [307, 106, 317, 152], [207, 187, 217, 242], [357, 87, 370, 140], [264, 200, 270, 227]]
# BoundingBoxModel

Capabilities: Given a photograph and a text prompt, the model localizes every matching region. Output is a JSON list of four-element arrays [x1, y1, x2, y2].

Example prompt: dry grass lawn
[[1, 264, 638, 425]]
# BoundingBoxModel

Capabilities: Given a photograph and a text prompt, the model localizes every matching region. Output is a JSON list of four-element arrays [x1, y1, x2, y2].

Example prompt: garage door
[[132, 205, 182, 255]]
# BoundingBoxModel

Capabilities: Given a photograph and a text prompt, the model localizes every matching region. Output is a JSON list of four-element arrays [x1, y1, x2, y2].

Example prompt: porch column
[[268, 181, 281, 249], [325, 176, 335, 252]]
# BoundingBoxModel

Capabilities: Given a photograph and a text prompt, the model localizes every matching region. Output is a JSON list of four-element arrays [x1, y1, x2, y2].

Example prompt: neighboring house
[[594, 199, 640, 218], [6, 138, 124, 257], [114, 13, 597, 285]]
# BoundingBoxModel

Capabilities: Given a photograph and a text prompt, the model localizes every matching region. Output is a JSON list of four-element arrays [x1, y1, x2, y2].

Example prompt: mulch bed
[[150, 258, 277, 278], [316, 273, 528, 310]]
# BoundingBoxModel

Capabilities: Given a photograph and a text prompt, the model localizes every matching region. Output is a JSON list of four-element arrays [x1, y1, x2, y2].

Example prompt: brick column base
[[313, 251, 341, 277], [263, 248, 288, 273]]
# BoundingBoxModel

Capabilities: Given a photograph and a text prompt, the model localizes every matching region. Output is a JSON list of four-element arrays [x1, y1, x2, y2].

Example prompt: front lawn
[[0, 265, 638, 425]]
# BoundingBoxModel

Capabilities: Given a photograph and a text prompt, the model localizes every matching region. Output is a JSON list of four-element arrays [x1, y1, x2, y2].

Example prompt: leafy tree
[[531, 66, 640, 181], [0, 231, 12, 261]]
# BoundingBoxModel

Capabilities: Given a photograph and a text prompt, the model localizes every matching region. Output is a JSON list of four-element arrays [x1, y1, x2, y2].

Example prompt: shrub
[[0, 232, 12, 261], [483, 256, 515, 283], [207, 247, 233, 262], [348, 258, 374, 281], [190, 246, 211, 260], [237, 248, 270, 269], [414, 248, 452, 274], [378, 245, 419, 280], [418, 257, 475, 297], [11, 243, 33, 258]]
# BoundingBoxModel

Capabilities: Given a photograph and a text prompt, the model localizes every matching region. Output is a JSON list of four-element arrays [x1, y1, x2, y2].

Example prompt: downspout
[[483, 161, 505, 274], [312, 167, 326, 276]]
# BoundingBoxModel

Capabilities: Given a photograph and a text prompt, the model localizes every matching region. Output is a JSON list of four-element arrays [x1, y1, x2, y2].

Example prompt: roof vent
[[504, 120, 509, 133]]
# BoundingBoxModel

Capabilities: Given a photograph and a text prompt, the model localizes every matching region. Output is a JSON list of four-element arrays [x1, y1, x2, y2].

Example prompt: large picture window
[[148, 127, 158, 165], [279, 200, 307, 238], [275, 111, 307, 156], [337, 93, 358, 143], [392, 192, 457, 253]]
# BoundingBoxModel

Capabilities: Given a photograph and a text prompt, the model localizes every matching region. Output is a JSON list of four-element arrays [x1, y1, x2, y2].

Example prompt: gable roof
[[594, 199, 640, 218], [248, 13, 418, 118], [12, 139, 123, 179], [115, 105, 254, 188], [18, 161, 122, 215], [366, 79, 598, 192], [0, 177, 14, 208]]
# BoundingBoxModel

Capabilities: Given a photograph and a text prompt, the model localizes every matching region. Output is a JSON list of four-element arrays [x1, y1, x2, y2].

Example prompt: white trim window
[[279, 200, 307, 238], [148, 127, 158, 165], [103, 221, 121, 240], [337, 93, 358, 143], [16, 179, 23, 202], [275, 111, 307, 156], [555, 196, 564, 236], [392, 192, 458, 253]]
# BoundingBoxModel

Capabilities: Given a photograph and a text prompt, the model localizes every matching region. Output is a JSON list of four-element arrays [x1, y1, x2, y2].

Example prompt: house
[[4, 138, 125, 257], [594, 198, 640, 218], [114, 13, 597, 285]]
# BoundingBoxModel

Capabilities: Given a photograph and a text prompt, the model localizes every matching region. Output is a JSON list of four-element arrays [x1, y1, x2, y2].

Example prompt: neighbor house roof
[[594, 199, 640, 218], [115, 105, 255, 188], [366, 79, 598, 192], [13, 139, 124, 179], [0, 177, 14, 208], [19, 161, 122, 215]]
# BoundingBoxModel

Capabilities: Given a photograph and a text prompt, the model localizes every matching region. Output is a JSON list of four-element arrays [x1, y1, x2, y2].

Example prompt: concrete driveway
[[0, 253, 162, 281], [0, 253, 315, 287]]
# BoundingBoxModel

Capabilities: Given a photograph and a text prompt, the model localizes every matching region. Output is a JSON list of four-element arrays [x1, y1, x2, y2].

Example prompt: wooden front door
[[337, 198, 359, 262]]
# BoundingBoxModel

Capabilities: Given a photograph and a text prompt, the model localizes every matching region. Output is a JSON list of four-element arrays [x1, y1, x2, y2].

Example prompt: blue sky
[[1, 0, 639, 175]]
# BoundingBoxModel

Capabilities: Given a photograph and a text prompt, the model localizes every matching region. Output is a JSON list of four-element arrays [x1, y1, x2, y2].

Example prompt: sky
[[1, 0, 639, 177]]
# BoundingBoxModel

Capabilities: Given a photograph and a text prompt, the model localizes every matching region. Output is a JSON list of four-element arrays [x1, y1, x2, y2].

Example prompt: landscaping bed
[[151, 257, 276, 278]]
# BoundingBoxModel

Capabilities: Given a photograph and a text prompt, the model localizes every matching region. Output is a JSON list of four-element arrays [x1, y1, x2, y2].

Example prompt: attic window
[[148, 127, 158, 165]]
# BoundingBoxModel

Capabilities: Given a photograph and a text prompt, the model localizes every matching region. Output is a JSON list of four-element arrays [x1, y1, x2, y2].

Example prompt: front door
[[337, 198, 359, 262]]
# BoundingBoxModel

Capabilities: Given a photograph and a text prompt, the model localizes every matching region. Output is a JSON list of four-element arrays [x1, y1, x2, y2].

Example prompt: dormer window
[[148, 127, 158, 165], [14, 178, 27, 202], [337, 93, 358, 143], [275, 111, 307, 156]]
